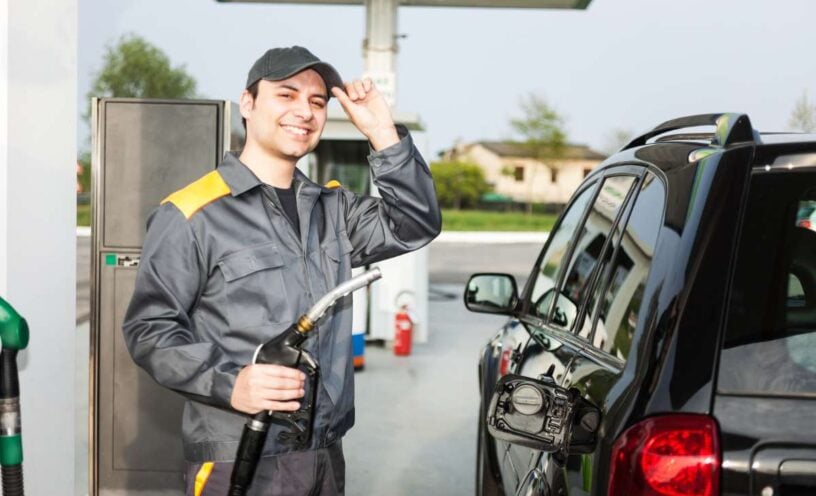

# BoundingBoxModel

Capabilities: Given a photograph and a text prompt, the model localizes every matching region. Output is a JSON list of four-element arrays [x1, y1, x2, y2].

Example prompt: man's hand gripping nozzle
[[228, 268, 382, 496]]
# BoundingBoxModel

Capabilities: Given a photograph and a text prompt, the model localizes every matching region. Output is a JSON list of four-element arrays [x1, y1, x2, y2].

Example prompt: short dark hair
[[242, 81, 260, 132]]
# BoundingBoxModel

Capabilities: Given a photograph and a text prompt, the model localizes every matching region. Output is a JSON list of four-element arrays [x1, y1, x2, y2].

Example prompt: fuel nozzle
[[0, 297, 30, 496], [229, 268, 382, 496]]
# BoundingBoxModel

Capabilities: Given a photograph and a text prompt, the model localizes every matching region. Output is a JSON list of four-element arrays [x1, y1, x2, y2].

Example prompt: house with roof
[[441, 141, 606, 205]]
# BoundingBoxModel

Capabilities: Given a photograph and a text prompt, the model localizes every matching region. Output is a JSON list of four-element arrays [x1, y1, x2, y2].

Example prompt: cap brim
[[256, 61, 344, 97]]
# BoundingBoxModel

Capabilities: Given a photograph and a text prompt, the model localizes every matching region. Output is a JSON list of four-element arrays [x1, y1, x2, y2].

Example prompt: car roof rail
[[623, 113, 757, 150], [654, 132, 714, 143]]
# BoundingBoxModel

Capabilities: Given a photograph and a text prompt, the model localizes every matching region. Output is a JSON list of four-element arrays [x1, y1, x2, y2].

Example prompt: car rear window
[[718, 166, 816, 395]]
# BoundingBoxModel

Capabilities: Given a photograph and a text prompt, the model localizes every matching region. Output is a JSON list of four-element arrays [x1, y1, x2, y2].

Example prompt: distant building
[[441, 141, 606, 205]]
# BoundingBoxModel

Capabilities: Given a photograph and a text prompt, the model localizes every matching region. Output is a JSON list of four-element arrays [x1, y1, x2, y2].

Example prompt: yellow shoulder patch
[[324, 179, 342, 189], [161, 170, 231, 219]]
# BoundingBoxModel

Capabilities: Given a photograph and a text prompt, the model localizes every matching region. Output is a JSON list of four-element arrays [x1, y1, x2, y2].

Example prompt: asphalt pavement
[[74, 232, 545, 495]]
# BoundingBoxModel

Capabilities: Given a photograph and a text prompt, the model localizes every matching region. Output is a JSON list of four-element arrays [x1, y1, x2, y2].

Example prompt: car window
[[719, 169, 816, 395], [798, 200, 816, 230], [528, 184, 596, 320], [587, 172, 665, 359], [552, 175, 637, 332]]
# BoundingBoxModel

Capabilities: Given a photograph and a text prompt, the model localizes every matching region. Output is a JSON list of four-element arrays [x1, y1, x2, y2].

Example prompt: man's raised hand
[[331, 78, 399, 151]]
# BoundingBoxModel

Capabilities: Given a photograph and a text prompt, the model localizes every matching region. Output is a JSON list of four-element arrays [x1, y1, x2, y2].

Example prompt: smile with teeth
[[282, 125, 310, 136]]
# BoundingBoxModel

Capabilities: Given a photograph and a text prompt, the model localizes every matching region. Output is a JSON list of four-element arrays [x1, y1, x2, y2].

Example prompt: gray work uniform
[[122, 126, 441, 492]]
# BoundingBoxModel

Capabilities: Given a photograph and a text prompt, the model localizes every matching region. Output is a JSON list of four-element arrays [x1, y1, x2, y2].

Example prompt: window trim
[[566, 172, 643, 337], [582, 172, 646, 343], [519, 163, 669, 365], [520, 164, 651, 326], [586, 168, 668, 360]]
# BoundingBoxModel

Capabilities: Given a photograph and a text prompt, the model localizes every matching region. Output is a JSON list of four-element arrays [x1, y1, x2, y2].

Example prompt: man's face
[[241, 69, 329, 162]]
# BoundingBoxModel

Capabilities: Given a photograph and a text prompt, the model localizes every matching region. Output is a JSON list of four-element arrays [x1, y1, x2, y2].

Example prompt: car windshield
[[718, 167, 816, 395]]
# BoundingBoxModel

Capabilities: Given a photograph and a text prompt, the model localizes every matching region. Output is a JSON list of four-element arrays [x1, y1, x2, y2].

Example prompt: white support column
[[0, 0, 8, 297], [363, 0, 399, 107], [1, 0, 77, 493]]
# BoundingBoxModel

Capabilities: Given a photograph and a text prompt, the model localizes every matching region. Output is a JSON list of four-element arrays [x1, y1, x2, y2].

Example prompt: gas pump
[[90, 98, 244, 494]]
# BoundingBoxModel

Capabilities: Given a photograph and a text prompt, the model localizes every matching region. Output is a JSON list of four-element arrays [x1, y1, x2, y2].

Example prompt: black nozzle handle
[[228, 413, 271, 496]]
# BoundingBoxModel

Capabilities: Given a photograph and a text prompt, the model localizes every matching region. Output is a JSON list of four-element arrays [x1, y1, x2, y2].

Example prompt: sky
[[79, 0, 816, 158]]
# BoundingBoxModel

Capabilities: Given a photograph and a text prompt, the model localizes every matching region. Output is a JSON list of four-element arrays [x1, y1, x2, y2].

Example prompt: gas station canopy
[[217, 0, 591, 8]]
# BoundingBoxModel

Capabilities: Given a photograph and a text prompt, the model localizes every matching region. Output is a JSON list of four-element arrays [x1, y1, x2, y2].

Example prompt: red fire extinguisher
[[394, 305, 413, 356]]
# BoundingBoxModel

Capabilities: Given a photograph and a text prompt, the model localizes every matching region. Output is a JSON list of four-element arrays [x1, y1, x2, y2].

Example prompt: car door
[[509, 170, 644, 494], [488, 180, 598, 492], [556, 170, 667, 496]]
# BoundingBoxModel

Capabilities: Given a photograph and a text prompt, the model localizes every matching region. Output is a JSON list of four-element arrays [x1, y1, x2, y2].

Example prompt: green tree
[[78, 34, 198, 215], [789, 90, 816, 133], [430, 161, 492, 209], [84, 33, 197, 123], [509, 94, 568, 213]]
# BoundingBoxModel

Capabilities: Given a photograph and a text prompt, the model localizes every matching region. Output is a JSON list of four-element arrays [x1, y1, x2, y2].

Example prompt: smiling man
[[122, 46, 441, 495]]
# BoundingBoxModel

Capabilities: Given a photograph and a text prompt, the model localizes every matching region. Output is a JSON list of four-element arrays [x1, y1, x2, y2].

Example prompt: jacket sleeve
[[342, 125, 442, 267], [122, 204, 240, 409]]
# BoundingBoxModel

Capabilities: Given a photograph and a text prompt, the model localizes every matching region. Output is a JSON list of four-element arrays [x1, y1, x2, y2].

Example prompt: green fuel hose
[[0, 297, 29, 496]]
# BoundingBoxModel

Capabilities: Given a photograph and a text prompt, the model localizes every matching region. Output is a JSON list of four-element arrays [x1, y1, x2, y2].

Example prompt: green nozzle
[[0, 435, 22, 466], [0, 298, 29, 351]]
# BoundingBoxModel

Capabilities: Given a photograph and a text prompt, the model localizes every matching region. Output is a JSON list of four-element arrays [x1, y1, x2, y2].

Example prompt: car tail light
[[799, 219, 813, 229], [608, 414, 720, 496]]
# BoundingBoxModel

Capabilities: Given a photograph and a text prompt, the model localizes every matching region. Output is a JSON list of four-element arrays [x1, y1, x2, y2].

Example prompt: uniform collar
[[217, 152, 263, 196], [218, 152, 326, 197]]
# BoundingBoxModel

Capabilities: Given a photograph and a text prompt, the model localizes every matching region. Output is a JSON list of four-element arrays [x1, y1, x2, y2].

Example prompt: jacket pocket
[[217, 242, 290, 328], [320, 231, 354, 290], [324, 232, 354, 263]]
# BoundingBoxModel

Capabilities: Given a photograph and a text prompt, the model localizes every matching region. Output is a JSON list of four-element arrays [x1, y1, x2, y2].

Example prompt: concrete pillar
[[0, 0, 77, 493], [363, 0, 399, 107]]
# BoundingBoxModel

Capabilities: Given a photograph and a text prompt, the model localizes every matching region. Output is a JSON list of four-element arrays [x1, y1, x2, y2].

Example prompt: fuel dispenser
[[90, 98, 244, 494], [90, 99, 431, 494]]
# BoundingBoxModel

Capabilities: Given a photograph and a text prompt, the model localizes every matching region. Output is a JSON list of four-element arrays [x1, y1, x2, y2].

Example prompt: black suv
[[465, 113, 816, 496]]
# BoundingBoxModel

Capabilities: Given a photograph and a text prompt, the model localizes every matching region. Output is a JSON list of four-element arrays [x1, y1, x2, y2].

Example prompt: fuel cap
[[511, 385, 545, 415]]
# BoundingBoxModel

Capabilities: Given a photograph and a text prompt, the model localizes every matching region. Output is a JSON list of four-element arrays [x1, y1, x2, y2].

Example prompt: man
[[123, 46, 441, 495]]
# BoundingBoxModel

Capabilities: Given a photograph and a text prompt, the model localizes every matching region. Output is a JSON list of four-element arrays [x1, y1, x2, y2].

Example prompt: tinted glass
[[719, 168, 816, 394], [528, 184, 596, 319], [557, 175, 636, 332], [589, 172, 665, 359], [798, 200, 816, 229]]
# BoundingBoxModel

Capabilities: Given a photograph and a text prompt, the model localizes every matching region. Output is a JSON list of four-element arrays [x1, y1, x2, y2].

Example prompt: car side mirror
[[464, 273, 519, 315], [486, 374, 601, 456]]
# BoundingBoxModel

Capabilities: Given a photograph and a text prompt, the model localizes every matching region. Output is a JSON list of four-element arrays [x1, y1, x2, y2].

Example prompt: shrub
[[430, 161, 492, 209]]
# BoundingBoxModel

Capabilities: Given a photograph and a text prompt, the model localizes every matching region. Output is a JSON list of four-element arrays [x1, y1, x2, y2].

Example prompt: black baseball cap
[[245, 46, 344, 96]]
